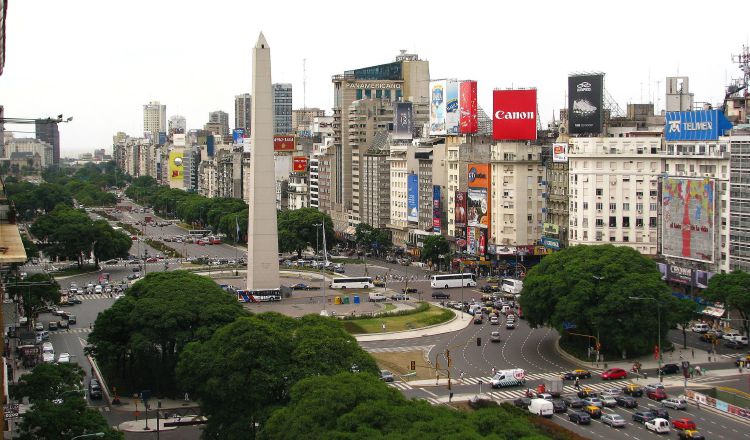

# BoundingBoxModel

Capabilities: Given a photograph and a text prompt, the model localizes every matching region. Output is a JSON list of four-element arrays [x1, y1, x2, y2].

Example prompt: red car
[[601, 368, 627, 380], [647, 388, 668, 401], [672, 418, 696, 431]]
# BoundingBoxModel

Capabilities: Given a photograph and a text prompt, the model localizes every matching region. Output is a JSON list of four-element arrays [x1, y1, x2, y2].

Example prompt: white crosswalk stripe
[[478, 379, 633, 401], [387, 382, 412, 391], [365, 345, 435, 354], [50, 328, 92, 335], [462, 370, 599, 385]]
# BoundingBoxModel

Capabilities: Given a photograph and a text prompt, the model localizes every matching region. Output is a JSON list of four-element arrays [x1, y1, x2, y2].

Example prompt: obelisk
[[246, 32, 280, 293]]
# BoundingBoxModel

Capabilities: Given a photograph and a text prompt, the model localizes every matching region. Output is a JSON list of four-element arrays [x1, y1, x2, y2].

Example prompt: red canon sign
[[292, 156, 308, 172], [492, 89, 537, 141]]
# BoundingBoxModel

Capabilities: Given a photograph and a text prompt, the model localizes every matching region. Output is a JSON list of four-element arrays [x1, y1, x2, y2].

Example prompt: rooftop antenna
[[303, 58, 307, 111]]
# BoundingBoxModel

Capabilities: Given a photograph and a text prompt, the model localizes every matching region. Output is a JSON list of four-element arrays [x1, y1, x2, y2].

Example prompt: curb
[[87, 355, 113, 406], [355, 304, 471, 342], [554, 336, 597, 370]]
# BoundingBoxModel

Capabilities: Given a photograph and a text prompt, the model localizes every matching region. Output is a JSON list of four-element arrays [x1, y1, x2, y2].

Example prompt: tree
[[91, 219, 131, 266], [177, 314, 378, 440], [21, 235, 39, 259], [519, 245, 671, 358], [668, 297, 700, 349], [704, 270, 750, 337], [11, 363, 85, 403], [7, 273, 60, 325], [277, 208, 334, 257], [421, 235, 449, 267], [85, 271, 247, 396], [354, 223, 391, 255]]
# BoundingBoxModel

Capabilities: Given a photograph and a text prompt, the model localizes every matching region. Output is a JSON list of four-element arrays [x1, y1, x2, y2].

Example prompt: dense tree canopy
[[421, 234, 450, 266], [177, 313, 378, 440], [277, 208, 334, 256], [7, 273, 61, 323], [261, 373, 550, 440], [355, 223, 391, 255], [86, 271, 247, 396], [519, 245, 672, 358], [11, 363, 85, 403], [704, 270, 750, 337], [669, 297, 701, 348]]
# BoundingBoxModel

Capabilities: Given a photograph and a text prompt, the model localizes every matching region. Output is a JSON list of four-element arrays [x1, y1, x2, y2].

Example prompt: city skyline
[[0, 0, 748, 154]]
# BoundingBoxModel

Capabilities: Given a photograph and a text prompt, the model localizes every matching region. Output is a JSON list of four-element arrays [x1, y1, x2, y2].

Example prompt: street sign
[[563, 321, 577, 330], [4, 404, 19, 419]]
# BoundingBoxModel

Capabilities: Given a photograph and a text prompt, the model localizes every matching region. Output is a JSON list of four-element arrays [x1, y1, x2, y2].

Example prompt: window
[[596, 202, 603, 210], [609, 216, 616, 227], [636, 203, 643, 211], [527, 214, 532, 222], [596, 218, 604, 227], [649, 217, 657, 227], [583, 202, 589, 210], [623, 235, 629, 242], [623, 202, 630, 211], [610, 236, 616, 242], [636, 191, 643, 198], [636, 218, 644, 227], [609, 203, 616, 211], [650, 190, 657, 197], [596, 231, 603, 241], [596, 188, 603, 196], [650, 203, 657, 211], [623, 217, 630, 227]]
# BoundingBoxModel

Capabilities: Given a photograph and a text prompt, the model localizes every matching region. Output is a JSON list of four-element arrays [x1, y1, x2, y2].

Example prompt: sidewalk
[[355, 306, 473, 342]]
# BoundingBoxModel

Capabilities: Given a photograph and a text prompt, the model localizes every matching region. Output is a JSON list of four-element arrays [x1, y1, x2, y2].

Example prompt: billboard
[[662, 177, 715, 263], [233, 128, 246, 144], [393, 102, 413, 140], [445, 79, 460, 135], [429, 80, 447, 135], [467, 164, 491, 229], [168, 151, 184, 182], [459, 80, 478, 134], [273, 135, 296, 151], [543, 223, 559, 235], [454, 191, 467, 230], [665, 110, 733, 141], [433, 186, 441, 233], [541, 237, 561, 250], [552, 142, 568, 162], [568, 74, 604, 134], [467, 227, 487, 256], [492, 89, 537, 140], [292, 156, 308, 172], [158, 132, 167, 146], [173, 133, 186, 147], [407, 173, 419, 222]]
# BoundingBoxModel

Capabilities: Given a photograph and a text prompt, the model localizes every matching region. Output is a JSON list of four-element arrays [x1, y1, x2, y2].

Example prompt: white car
[[42, 352, 55, 363], [662, 398, 688, 410], [645, 417, 670, 434], [113, 293, 125, 300], [57, 352, 71, 363]]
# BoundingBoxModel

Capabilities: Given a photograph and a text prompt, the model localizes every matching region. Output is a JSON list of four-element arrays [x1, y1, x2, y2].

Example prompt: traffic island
[[342, 302, 453, 334]]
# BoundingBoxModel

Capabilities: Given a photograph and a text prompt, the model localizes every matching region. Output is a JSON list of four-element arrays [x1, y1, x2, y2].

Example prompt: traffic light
[[477, 337, 482, 346], [410, 360, 416, 371]]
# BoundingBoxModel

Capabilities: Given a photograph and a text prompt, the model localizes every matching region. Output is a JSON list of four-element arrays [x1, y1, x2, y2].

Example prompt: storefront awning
[[701, 306, 725, 318]]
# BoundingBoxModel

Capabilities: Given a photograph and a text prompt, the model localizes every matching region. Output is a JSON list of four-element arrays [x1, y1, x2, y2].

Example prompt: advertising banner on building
[[233, 128, 245, 144], [445, 79, 460, 135], [667, 264, 694, 285], [492, 89, 537, 141], [173, 133, 186, 147], [433, 185, 441, 233], [158, 132, 167, 146], [459, 80, 478, 134], [168, 151, 184, 182], [552, 142, 568, 162], [467, 227, 476, 254], [273, 135, 296, 151], [455, 191, 467, 230], [429, 80, 447, 135], [467, 164, 491, 229], [292, 156, 308, 172], [662, 177, 715, 263], [568, 74, 604, 134], [543, 223, 560, 235], [541, 237, 560, 250], [664, 110, 733, 141], [393, 102, 413, 140], [407, 173, 419, 222]]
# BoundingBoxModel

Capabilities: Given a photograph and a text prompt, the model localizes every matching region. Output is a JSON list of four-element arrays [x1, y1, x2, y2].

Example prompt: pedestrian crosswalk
[[74, 293, 121, 300], [484, 379, 631, 401], [388, 382, 412, 391], [461, 370, 601, 384], [50, 328, 92, 335], [365, 345, 435, 354]]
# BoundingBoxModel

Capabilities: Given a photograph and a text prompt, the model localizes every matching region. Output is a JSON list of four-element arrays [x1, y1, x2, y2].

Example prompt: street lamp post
[[630, 296, 662, 382], [460, 261, 465, 320]]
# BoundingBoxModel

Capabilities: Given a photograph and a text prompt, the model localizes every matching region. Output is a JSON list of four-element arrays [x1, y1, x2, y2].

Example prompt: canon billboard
[[492, 89, 537, 141], [568, 74, 604, 134]]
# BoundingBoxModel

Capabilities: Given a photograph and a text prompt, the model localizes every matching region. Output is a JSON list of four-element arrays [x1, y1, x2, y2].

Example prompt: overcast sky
[[0, 0, 747, 156]]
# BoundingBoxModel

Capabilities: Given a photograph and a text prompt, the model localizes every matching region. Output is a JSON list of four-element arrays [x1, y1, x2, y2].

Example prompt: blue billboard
[[407, 174, 418, 223], [158, 132, 167, 146], [232, 128, 245, 144], [665, 110, 733, 141], [541, 237, 560, 250], [207, 135, 215, 157]]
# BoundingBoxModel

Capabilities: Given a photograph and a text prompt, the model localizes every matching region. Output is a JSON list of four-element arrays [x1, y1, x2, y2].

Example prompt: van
[[645, 417, 670, 434], [368, 292, 386, 302], [42, 342, 54, 355], [528, 398, 554, 417], [691, 323, 710, 333]]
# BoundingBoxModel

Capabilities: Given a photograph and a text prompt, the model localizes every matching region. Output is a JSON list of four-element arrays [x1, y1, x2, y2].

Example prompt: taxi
[[678, 430, 706, 440], [583, 405, 602, 419], [622, 383, 644, 397], [577, 387, 596, 398], [563, 369, 592, 380]]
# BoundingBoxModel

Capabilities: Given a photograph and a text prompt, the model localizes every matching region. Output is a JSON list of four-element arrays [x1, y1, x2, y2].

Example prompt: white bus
[[430, 273, 477, 289], [501, 278, 523, 294], [330, 277, 374, 289]]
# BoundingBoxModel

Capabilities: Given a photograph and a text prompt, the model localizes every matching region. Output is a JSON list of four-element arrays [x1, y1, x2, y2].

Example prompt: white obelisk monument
[[246, 32, 280, 293]]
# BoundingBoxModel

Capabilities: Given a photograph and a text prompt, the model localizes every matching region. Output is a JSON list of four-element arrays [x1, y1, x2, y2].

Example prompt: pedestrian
[[460, 370, 465, 382], [574, 378, 581, 390], [382, 322, 386, 332], [689, 366, 694, 378], [491, 367, 496, 376]]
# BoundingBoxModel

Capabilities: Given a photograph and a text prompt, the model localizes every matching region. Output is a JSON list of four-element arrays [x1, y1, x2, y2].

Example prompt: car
[[672, 418, 696, 431], [114, 293, 125, 300], [616, 395, 638, 408], [600, 395, 617, 408], [505, 321, 516, 329], [145, 257, 158, 263], [582, 397, 602, 408], [64, 314, 76, 325], [480, 285, 495, 293], [647, 388, 668, 401], [632, 410, 656, 424], [58, 319, 69, 329], [34, 322, 44, 331], [513, 397, 532, 409], [562, 369, 592, 380], [583, 405, 602, 419], [473, 316, 483, 325], [104, 259, 119, 265], [43, 352, 55, 363], [402, 287, 418, 294], [658, 363, 681, 375], [89, 379, 103, 400], [537, 393, 553, 401], [662, 398, 688, 410], [652, 407, 670, 420], [391, 293, 409, 301], [132, 266, 141, 272], [379, 370, 394, 382], [36, 330, 49, 341], [645, 383, 666, 393], [48, 321, 58, 331], [678, 430, 706, 440], [601, 368, 627, 380], [601, 413, 626, 428], [723, 330, 741, 340], [52, 308, 67, 317], [691, 323, 710, 333], [568, 411, 591, 425], [601, 387, 622, 397], [490, 316, 499, 325], [490, 331, 502, 342], [646, 417, 671, 434], [57, 352, 71, 363], [551, 399, 567, 413], [373, 280, 386, 287], [577, 387, 597, 398], [291, 283, 311, 290], [725, 339, 745, 349], [431, 291, 450, 299], [562, 395, 584, 408], [67, 297, 82, 305], [700, 331, 721, 342], [127, 273, 139, 280]]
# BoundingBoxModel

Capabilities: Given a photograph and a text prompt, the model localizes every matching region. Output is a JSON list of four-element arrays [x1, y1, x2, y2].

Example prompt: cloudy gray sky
[[0, 0, 747, 156]]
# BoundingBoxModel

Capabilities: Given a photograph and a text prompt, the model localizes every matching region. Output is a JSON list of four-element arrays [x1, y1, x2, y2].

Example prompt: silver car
[[661, 397, 687, 410], [601, 413, 626, 428], [600, 395, 618, 408]]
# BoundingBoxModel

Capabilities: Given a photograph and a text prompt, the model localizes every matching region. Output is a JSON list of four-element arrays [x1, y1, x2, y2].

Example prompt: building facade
[[168, 115, 186, 134], [729, 131, 750, 271], [272, 83, 292, 135], [209, 110, 230, 137], [235, 93, 252, 133], [143, 101, 166, 136], [34, 120, 59, 165]]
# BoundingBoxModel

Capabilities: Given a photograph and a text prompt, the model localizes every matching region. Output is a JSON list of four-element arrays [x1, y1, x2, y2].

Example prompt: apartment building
[[729, 131, 750, 271]]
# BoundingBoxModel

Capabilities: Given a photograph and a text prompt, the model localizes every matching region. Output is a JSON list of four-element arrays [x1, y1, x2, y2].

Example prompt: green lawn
[[342, 304, 453, 334]]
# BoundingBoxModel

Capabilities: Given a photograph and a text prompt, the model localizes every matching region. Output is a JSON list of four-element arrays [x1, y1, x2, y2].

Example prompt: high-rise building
[[209, 110, 230, 137], [143, 101, 166, 136], [292, 107, 324, 134], [729, 130, 750, 271], [235, 93, 252, 134], [34, 120, 60, 165], [168, 115, 186, 134], [272, 83, 292, 135]]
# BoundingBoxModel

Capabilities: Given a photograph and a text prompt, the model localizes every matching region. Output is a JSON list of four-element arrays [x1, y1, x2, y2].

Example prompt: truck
[[543, 378, 564, 397]]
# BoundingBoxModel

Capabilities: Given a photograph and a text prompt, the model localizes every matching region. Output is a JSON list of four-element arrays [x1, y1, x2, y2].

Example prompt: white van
[[528, 398, 554, 417], [645, 418, 670, 434], [691, 323, 710, 333], [368, 292, 386, 302], [41, 342, 54, 363]]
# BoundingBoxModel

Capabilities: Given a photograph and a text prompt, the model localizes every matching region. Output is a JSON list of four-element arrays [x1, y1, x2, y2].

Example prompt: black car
[[632, 410, 656, 423], [513, 397, 532, 409], [562, 370, 592, 380], [402, 287, 418, 294], [725, 340, 745, 349], [551, 399, 567, 413], [651, 408, 670, 420], [67, 296, 82, 305], [568, 411, 591, 425], [390, 293, 409, 301], [615, 395, 638, 408], [657, 363, 680, 375], [431, 291, 450, 299], [562, 395, 584, 408], [479, 285, 495, 293], [89, 379, 103, 399]]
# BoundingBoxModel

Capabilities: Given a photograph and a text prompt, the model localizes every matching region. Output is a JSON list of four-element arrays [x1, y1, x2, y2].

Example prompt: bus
[[188, 229, 212, 238], [501, 278, 523, 294], [330, 277, 374, 289], [430, 273, 477, 289]]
